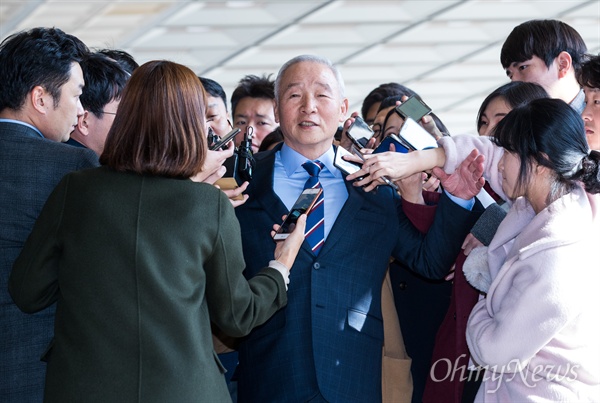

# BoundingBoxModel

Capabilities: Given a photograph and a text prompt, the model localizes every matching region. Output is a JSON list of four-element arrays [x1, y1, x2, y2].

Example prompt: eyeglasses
[[102, 111, 117, 115]]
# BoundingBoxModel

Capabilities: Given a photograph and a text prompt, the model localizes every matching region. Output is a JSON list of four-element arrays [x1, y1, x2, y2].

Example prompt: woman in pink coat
[[349, 98, 600, 401]]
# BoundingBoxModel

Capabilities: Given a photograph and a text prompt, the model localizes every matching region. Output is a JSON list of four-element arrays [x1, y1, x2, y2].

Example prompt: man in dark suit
[[67, 51, 130, 155], [0, 27, 99, 402], [234, 54, 483, 402]]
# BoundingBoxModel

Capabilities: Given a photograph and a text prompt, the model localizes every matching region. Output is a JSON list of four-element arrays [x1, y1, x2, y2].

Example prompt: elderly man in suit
[[234, 54, 483, 402], [0, 27, 99, 402]]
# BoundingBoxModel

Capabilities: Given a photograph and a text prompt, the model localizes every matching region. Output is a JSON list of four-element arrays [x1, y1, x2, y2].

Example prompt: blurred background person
[[97, 48, 138, 74], [0, 27, 98, 402], [9, 60, 306, 403], [501, 19, 587, 112], [67, 51, 130, 155], [230, 74, 277, 152], [578, 53, 600, 150], [200, 76, 232, 140]]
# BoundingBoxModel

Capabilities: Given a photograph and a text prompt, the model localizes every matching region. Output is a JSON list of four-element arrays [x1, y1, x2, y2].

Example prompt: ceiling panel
[[1, 0, 598, 136]]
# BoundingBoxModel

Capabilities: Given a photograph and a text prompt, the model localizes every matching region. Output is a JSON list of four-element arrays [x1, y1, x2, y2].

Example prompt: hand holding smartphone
[[210, 127, 241, 151], [346, 116, 375, 150], [395, 95, 432, 122], [273, 188, 322, 240]]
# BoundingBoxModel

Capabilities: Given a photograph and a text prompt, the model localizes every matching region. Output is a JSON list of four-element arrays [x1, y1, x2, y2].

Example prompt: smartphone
[[373, 134, 411, 154], [209, 127, 241, 151], [395, 95, 432, 122], [398, 117, 438, 151], [273, 188, 322, 240], [333, 145, 363, 176], [346, 116, 375, 149]]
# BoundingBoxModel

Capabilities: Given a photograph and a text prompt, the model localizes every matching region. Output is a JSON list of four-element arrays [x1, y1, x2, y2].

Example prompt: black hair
[[361, 82, 416, 123], [230, 74, 274, 117], [96, 48, 138, 74], [378, 94, 449, 136], [477, 82, 549, 132], [500, 19, 587, 74], [0, 27, 89, 112], [199, 77, 227, 111], [577, 53, 600, 89], [80, 52, 130, 118], [258, 127, 284, 153], [493, 98, 600, 200]]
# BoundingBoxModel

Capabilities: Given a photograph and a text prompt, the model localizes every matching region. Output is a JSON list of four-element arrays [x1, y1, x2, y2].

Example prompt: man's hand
[[433, 149, 485, 200]]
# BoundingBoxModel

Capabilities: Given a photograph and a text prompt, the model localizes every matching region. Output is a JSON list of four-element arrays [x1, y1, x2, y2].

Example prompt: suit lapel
[[251, 146, 288, 227]]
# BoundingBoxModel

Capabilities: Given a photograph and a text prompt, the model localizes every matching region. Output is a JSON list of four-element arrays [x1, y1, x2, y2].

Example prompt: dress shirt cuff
[[269, 260, 291, 290], [443, 189, 475, 211]]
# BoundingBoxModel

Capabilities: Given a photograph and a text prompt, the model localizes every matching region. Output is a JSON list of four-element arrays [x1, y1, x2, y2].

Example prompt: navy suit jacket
[[235, 144, 482, 402], [0, 121, 98, 402]]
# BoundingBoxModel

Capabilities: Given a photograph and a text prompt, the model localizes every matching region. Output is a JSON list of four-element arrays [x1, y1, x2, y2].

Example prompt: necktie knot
[[302, 160, 324, 177]]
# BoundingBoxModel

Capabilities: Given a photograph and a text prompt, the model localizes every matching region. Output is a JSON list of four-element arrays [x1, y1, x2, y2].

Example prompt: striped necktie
[[302, 160, 325, 254]]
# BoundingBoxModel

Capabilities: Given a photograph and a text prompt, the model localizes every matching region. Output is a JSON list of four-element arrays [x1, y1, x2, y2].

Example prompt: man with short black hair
[[0, 27, 98, 402], [67, 51, 130, 155], [501, 19, 587, 113], [230, 74, 278, 152]]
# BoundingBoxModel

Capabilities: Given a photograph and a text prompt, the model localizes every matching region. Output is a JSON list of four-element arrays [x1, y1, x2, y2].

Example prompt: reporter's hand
[[432, 148, 485, 200], [191, 142, 235, 184], [420, 115, 444, 140], [397, 172, 426, 204], [422, 172, 440, 192], [219, 181, 249, 207], [339, 112, 360, 151], [272, 214, 307, 269], [462, 233, 484, 256]]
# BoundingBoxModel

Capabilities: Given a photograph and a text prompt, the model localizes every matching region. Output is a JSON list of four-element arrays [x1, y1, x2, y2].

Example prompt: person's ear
[[338, 98, 349, 123], [31, 86, 49, 114], [76, 111, 90, 136], [556, 51, 573, 79], [274, 101, 280, 124]]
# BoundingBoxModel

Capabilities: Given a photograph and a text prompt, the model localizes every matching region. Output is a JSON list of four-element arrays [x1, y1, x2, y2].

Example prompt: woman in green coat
[[9, 60, 306, 403]]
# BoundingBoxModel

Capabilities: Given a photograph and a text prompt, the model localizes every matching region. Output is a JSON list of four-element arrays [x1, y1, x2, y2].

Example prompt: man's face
[[232, 97, 277, 152], [582, 86, 600, 150], [505, 55, 560, 98], [42, 62, 85, 142], [275, 61, 348, 158], [206, 95, 231, 138], [85, 98, 119, 155]]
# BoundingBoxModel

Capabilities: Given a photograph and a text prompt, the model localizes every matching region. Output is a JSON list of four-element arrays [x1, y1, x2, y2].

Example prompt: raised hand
[[432, 148, 485, 200]]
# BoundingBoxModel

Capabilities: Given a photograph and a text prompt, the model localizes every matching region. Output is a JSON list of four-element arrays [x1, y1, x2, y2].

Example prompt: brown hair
[[100, 60, 207, 178]]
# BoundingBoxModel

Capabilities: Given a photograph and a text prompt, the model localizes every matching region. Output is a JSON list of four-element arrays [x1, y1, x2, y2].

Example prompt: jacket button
[[398, 281, 407, 290], [313, 262, 320, 270]]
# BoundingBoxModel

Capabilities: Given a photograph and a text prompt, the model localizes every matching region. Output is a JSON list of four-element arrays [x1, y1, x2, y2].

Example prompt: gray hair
[[274, 54, 346, 103]]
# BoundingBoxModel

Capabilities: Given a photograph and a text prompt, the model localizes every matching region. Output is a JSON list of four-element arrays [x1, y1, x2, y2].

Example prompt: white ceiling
[[1, 0, 599, 135]]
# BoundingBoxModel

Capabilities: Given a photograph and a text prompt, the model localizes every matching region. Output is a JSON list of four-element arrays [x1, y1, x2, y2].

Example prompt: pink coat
[[439, 136, 600, 402]]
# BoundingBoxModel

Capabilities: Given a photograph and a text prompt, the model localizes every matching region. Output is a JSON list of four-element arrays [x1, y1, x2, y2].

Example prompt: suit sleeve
[[392, 191, 483, 279], [9, 176, 69, 313], [401, 190, 440, 234], [204, 193, 287, 338]]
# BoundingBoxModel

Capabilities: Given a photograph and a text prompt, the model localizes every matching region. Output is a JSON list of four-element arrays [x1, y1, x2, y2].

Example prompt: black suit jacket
[[234, 144, 482, 402], [0, 121, 98, 402]]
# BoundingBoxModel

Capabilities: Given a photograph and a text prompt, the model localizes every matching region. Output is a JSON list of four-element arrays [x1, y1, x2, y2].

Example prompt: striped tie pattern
[[302, 160, 325, 254]]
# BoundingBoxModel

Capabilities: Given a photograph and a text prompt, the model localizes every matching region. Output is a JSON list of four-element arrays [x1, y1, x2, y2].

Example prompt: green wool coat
[[9, 166, 287, 403]]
